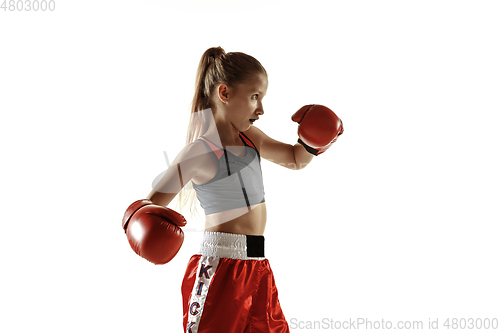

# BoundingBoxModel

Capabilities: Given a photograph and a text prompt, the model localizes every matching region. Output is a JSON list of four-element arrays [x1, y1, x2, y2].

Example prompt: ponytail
[[185, 47, 227, 146]]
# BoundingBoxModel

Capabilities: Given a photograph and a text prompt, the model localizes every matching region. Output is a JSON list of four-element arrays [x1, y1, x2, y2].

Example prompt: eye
[[252, 94, 259, 100]]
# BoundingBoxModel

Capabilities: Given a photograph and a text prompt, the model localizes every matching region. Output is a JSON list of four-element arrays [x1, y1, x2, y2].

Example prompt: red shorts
[[181, 231, 290, 333]]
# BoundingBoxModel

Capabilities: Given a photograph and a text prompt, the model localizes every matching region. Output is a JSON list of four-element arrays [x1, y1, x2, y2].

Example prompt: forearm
[[146, 190, 178, 207], [293, 143, 314, 170]]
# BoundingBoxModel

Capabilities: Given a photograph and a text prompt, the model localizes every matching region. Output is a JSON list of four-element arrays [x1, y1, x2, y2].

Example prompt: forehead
[[239, 74, 268, 93]]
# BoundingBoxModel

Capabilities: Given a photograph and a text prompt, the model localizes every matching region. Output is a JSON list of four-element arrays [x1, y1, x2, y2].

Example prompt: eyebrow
[[248, 85, 266, 95]]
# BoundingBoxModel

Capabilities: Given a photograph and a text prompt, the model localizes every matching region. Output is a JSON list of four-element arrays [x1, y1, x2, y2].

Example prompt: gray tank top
[[192, 132, 265, 215]]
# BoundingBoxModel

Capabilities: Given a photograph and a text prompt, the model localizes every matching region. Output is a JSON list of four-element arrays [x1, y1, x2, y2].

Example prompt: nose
[[256, 101, 264, 116]]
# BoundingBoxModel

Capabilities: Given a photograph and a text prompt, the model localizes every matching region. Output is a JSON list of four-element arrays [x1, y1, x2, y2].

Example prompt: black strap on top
[[223, 149, 232, 176], [223, 147, 251, 212]]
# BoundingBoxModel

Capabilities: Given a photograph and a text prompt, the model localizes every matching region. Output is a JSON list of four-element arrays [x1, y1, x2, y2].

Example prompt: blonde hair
[[175, 46, 267, 219]]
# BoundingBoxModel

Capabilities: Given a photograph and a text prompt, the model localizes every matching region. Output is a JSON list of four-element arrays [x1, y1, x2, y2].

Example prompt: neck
[[204, 109, 241, 146]]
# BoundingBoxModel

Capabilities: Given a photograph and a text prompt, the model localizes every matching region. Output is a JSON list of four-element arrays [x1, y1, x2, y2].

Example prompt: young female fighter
[[122, 46, 343, 333]]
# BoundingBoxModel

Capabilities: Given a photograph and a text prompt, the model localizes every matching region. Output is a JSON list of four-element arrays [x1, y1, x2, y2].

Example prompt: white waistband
[[198, 231, 265, 261]]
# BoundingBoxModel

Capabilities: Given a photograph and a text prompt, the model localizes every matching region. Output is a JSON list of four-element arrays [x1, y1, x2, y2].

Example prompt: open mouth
[[249, 119, 256, 123]]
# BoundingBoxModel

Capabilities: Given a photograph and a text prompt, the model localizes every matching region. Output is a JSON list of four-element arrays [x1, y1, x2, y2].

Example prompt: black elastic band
[[246, 235, 265, 257], [298, 138, 319, 155]]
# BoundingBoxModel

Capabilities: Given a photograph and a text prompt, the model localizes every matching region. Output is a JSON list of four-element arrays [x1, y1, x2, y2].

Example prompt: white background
[[1, 0, 499, 332]]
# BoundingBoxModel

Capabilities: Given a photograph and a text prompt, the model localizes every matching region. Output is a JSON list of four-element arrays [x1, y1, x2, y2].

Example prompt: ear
[[217, 83, 229, 103]]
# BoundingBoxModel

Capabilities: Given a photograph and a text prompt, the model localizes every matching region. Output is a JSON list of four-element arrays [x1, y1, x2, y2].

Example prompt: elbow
[[288, 157, 309, 170], [291, 143, 313, 170], [292, 154, 310, 171], [295, 161, 310, 170]]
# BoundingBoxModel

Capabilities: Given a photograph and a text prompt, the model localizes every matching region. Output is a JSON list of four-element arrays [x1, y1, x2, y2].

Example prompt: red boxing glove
[[122, 199, 187, 265], [291, 104, 344, 156]]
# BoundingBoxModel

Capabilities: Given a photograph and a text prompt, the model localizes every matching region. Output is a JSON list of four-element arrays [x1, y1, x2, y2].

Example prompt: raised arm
[[246, 125, 314, 170], [246, 104, 343, 170]]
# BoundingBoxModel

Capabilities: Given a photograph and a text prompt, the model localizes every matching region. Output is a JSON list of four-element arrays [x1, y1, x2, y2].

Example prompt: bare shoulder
[[177, 139, 218, 185], [175, 139, 213, 165], [146, 139, 215, 206], [243, 126, 265, 151]]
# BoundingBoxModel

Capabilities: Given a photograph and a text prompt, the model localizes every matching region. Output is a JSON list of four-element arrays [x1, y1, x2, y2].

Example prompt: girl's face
[[224, 74, 268, 133]]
